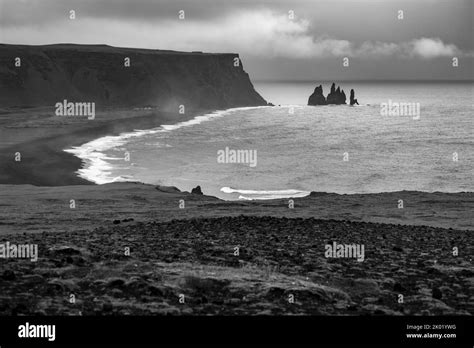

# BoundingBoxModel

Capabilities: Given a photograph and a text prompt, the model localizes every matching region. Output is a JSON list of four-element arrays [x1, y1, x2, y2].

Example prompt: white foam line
[[64, 106, 270, 184], [222, 186, 311, 200], [221, 187, 308, 195]]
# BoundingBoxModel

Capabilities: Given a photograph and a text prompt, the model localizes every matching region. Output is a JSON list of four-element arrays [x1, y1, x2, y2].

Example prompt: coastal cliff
[[0, 44, 267, 110]]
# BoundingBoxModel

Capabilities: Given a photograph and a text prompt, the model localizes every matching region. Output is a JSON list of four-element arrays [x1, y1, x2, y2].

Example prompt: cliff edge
[[0, 44, 267, 110]]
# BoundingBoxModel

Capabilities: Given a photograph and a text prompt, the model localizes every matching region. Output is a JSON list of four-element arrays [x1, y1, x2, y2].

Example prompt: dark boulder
[[48, 246, 82, 256], [432, 287, 442, 300], [191, 185, 203, 195], [2, 270, 16, 281], [308, 85, 327, 105]]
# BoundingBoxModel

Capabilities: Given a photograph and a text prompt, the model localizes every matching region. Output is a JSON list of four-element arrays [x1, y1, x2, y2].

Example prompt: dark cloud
[[0, 0, 261, 26], [1, 0, 472, 47], [0, 0, 472, 80]]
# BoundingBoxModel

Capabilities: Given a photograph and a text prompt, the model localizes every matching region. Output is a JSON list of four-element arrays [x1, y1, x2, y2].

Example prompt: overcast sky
[[1, 0, 472, 80]]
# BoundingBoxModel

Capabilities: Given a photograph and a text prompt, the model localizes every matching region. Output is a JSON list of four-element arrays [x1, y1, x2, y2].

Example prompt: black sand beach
[[0, 106, 203, 185]]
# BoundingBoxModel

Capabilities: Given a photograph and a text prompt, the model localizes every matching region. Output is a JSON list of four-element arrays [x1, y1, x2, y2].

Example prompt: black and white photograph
[[0, 0, 472, 346]]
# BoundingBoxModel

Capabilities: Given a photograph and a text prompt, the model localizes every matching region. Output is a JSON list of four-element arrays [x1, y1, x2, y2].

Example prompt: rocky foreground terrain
[[1, 216, 472, 316]]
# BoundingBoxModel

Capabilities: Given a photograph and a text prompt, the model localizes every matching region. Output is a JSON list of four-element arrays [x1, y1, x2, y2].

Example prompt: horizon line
[[254, 79, 474, 83]]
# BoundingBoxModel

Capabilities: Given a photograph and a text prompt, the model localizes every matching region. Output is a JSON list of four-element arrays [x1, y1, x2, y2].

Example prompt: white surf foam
[[221, 187, 311, 200], [64, 106, 270, 184]]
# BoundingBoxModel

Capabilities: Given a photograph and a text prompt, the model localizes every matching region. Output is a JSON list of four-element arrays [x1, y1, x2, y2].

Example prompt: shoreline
[[1, 182, 473, 234], [63, 106, 270, 185], [0, 107, 206, 186], [0, 106, 472, 233]]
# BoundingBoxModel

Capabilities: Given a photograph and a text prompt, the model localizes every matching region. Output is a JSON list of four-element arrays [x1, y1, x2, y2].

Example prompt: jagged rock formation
[[307, 85, 327, 105], [191, 185, 203, 195], [308, 83, 358, 106], [350, 89, 359, 106], [0, 44, 267, 110], [326, 83, 346, 105]]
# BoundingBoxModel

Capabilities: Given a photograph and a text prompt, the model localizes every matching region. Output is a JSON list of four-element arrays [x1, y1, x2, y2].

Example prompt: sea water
[[65, 82, 473, 200]]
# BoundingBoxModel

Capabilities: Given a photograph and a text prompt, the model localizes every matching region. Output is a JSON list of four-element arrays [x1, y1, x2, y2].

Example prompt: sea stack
[[326, 83, 346, 105], [308, 83, 357, 106], [308, 85, 327, 105], [350, 89, 359, 106]]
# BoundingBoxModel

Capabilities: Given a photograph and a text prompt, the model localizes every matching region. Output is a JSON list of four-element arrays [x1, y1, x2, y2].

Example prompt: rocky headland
[[0, 44, 267, 110]]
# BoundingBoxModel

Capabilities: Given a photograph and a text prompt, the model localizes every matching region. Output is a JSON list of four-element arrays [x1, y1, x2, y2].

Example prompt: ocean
[[65, 82, 473, 200]]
